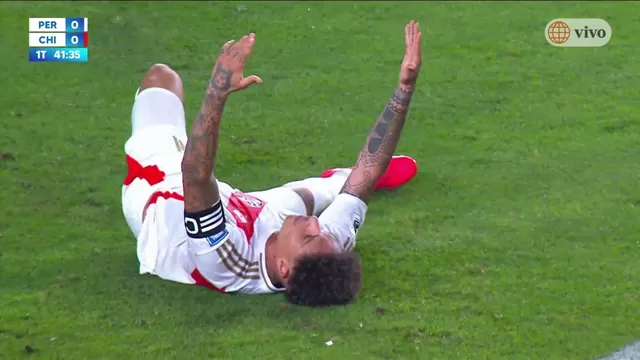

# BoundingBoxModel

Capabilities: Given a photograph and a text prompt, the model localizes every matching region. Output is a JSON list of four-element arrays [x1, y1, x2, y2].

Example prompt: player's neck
[[264, 231, 283, 287]]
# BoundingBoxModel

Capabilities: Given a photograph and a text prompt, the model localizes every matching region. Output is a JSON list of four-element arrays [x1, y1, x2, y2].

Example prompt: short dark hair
[[284, 252, 363, 307]]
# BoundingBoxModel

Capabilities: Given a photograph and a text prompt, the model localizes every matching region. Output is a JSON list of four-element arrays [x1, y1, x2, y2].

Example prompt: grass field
[[1, 1, 639, 359]]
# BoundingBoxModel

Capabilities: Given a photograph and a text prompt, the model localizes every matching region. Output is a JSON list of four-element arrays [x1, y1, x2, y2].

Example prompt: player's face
[[278, 215, 338, 260]]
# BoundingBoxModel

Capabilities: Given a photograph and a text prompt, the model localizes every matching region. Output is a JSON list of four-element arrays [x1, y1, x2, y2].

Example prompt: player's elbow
[[284, 252, 363, 307]]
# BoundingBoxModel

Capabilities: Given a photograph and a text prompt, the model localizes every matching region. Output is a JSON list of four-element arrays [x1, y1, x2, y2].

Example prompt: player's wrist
[[397, 81, 416, 92], [206, 86, 230, 101]]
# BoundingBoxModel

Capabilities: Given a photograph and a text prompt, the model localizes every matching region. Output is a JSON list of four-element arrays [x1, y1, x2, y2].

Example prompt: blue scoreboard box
[[29, 18, 89, 63]]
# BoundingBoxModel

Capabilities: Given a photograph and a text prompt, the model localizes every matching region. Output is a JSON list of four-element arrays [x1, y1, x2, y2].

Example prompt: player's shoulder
[[323, 193, 368, 219], [318, 194, 367, 251]]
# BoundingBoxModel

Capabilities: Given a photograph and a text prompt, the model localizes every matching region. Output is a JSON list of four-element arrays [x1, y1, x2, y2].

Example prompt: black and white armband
[[184, 199, 227, 243]]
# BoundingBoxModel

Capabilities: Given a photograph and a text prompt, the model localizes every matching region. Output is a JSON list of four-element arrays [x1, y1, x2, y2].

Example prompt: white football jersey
[[126, 173, 367, 294]]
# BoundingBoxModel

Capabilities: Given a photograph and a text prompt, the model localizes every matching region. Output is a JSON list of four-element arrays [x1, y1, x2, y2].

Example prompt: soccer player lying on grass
[[122, 21, 422, 307]]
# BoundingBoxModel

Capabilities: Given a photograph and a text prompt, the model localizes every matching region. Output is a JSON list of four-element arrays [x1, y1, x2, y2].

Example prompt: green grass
[[1, 1, 639, 359]]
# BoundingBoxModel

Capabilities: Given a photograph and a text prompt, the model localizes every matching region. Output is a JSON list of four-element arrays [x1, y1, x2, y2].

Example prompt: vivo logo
[[545, 18, 612, 47]]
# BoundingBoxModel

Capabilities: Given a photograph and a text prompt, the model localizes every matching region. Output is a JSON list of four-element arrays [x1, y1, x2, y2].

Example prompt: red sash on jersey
[[226, 192, 266, 244], [124, 155, 166, 186]]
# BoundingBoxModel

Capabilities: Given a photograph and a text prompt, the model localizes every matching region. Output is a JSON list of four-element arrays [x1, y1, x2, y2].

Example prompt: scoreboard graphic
[[29, 18, 88, 63]]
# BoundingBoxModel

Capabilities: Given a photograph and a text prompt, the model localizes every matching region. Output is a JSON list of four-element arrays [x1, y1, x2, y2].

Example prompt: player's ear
[[277, 258, 291, 284]]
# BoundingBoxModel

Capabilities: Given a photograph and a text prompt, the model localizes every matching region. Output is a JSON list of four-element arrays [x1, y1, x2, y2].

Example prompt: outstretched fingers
[[246, 33, 256, 54], [403, 21, 415, 71], [405, 22, 410, 51], [235, 33, 256, 61], [410, 21, 416, 46], [413, 24, 422, 63], [237, 33, 261, 89], [221, 40, 235, 55], [407, 21, 422, 64], [405, 21, 418, 54]]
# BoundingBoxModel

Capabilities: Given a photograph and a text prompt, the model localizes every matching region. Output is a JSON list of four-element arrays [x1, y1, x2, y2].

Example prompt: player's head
[[274, 215, 363, 306], [284, 251, 363, 307]]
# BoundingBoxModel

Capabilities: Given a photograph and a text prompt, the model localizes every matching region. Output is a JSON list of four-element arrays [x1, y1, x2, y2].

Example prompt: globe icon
[[548, 21, 571, 44]]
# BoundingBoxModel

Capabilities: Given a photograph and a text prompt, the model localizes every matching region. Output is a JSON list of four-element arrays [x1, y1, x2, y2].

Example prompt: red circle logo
[[548, 21, 571, 44]]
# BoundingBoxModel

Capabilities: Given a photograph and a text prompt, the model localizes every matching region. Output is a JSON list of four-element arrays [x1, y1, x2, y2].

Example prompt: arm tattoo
[[340, 85, 414, 203], [181, 65, 232, 212]]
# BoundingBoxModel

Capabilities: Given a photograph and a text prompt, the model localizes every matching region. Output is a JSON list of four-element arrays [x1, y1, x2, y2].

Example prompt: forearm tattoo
[[181, 66, 232, 212], [340, 85, 414, 202]]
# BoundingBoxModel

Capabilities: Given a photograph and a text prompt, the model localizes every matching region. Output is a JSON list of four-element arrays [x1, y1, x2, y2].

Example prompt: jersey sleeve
[[318, 193, 368, 251], [183, 200, 251, 291]]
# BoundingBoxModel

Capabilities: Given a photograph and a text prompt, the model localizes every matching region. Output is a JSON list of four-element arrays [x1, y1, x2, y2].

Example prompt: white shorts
[[122, 87, 188, 239], [121, 87, 306, 277], [130, 87, 186, 136]]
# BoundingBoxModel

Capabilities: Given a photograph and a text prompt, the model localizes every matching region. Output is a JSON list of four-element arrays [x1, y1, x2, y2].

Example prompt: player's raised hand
[[209, 33, 262, 96], [399, 21, 422, 87]]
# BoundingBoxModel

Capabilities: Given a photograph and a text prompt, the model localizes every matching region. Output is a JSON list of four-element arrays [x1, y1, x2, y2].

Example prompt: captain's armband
[[184, 199, 227, 245]]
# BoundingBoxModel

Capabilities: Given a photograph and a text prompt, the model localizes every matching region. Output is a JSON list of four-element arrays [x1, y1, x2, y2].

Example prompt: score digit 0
[[65, 32, 87, 47], [63, 17, 88, 32], [70, 19, 80, 31]]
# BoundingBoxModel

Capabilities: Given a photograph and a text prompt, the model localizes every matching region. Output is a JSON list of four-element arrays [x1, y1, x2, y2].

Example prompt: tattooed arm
[[181, 34, 262, 213], [181, 75, 230, 212], [340, 86, 414, 203], [340, 21, 422, 203]]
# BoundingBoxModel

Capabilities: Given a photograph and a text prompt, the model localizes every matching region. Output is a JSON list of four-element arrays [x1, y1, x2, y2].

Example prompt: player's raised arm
[[182, 34, 261, 220], [340, 21, 422, 203]]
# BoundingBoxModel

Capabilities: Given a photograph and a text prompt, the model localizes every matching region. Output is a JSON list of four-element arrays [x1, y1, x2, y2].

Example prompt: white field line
[[599, 340, 640, 360]]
